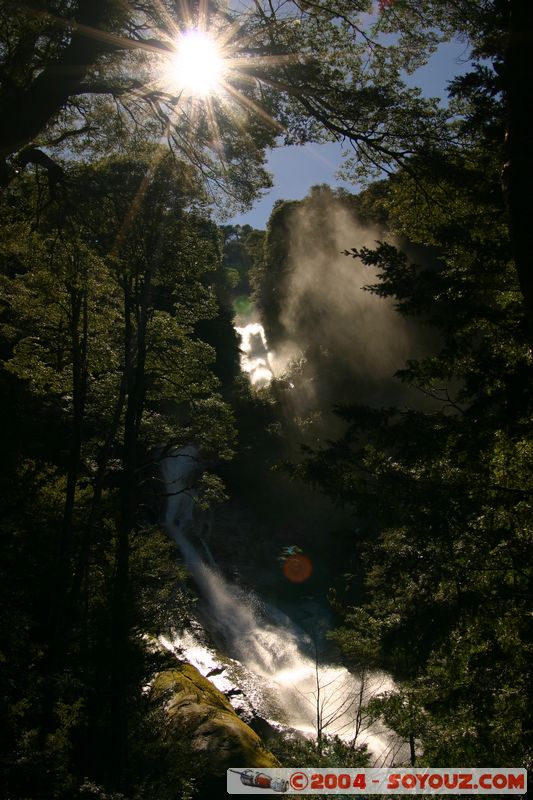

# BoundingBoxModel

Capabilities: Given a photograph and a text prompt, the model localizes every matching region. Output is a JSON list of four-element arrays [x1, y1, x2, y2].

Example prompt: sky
[[228, 38, 470, 230]]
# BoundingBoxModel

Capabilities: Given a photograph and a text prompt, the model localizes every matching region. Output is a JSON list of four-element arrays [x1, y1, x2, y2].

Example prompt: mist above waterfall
[[258, 188, 428, 418]]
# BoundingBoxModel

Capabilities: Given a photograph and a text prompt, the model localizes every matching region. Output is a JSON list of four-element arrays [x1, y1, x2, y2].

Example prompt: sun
[[167, 30, 225, 97]]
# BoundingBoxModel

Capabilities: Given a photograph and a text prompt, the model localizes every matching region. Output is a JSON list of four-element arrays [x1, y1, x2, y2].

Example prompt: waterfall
[[234, 321, 274, 387], [161, 448, 401, 764]]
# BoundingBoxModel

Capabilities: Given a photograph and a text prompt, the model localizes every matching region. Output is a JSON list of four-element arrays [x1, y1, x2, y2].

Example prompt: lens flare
[[168, 30, 224, 96], [283, 554, 313, 583]]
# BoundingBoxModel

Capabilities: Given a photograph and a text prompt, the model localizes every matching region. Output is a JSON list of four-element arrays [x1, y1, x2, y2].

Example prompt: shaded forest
[[0, 1, 531, 798]]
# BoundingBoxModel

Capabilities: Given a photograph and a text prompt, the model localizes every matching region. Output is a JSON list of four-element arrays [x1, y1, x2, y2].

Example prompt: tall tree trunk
[[50, 284, 88, 639], [109, 265, 152, 790], [109, 283, 134, 789], [502, 1, 533, 340], [68, 373, 127, 632], [476, 0, 533, 774], [41, 281, 88, 747]]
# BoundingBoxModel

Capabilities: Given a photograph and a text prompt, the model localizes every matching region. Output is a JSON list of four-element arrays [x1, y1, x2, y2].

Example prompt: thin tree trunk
[[109, 264, 152, 790], [50, 284, 88, 639], [314, 641, 323, 757], [68, 373, 127, 627], [502, 1, 533, 340], [41, 282, 88, 746], [409, 732, 416, 767], [109, 283, 134, 789]]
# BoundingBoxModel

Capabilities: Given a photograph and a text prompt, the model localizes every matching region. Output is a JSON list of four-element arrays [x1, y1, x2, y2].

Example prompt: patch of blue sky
[[226, 36, 469, 229]]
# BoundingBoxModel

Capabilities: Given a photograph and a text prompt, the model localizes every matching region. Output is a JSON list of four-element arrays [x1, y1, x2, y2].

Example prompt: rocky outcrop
[[153, 663, 279, 774]]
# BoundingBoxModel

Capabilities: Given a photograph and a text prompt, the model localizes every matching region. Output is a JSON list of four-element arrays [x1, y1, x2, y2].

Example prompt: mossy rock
[[153, 664, 279, 774]]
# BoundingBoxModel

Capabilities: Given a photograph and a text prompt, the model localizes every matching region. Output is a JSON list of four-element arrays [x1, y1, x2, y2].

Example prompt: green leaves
[[289, 21, 532, 766], [0, 151, 242, 796]]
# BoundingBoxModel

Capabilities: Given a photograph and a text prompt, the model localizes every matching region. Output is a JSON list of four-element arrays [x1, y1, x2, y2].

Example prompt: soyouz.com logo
[[227, 768, 527, 794]]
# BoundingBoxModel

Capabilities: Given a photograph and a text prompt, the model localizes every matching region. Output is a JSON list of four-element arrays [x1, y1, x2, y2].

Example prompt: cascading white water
[[161, 448, 401, 764], [234, 321, 274, 387]]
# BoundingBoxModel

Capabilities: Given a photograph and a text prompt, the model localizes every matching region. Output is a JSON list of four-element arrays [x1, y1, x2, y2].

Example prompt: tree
[[292, 119, 533, 768], [308, 648, 395, 763], [248, 0, 533, 338], [0, 0, 276, 208], [3, 0, 533, 792], [6, 1, 531, 347], [0, 1, 452, 203], [268, 13, 533, 766], [3, 1, 531, 310], [501, 1, 533, 333], [0, 149, 238, 796]]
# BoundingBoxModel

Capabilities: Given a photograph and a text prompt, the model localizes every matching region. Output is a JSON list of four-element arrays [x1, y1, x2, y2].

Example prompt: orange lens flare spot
[[283, 554, 313, 583]]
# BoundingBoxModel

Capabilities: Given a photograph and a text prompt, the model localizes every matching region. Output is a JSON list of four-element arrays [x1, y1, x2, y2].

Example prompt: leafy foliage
[[0, 151, 237, 797], [293, 64, 533, 770], [2, 0, 532, 794]]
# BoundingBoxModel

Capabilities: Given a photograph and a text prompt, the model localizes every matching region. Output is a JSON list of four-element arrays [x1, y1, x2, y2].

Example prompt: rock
[[248, 716, 280, 742], [206, 665, 226, 677], [153, 664, 280, 775], [225, 688, 244, 698]]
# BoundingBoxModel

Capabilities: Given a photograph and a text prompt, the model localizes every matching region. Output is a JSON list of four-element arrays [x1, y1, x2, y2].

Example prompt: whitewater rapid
[[160, 448, 403, 764]]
